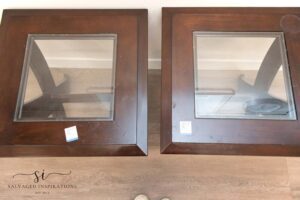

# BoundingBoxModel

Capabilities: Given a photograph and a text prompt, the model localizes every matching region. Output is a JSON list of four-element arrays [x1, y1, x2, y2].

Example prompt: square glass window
[[15, 34, 117, 121], [193, 32, 296, 120]]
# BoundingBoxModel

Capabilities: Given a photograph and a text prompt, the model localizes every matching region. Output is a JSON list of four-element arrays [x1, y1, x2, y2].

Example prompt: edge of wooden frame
[[0, 9, 148, 157], [160, 7, 300, 156]]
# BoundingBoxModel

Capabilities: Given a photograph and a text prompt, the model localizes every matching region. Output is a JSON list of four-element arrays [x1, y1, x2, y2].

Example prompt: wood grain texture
[[0, 9, 148, 156], [161, 7, 300, 156], [0, 70, 297, 200], [287, 158, 300, 199]]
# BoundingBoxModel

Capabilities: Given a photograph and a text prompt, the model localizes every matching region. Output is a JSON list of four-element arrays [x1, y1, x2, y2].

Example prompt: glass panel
[[15, 34, 117, 121], [193, 32, 296, 120]]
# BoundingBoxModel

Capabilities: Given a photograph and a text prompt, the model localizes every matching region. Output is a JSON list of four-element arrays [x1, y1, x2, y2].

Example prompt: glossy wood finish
[[0, 70, 296, 200], [161, 8, 300, 156], [0, 9, 148, 156]]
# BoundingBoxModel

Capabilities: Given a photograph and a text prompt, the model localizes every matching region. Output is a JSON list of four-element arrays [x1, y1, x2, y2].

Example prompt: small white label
[[180, 121, 192, 135], [64, 126, 79, 142]]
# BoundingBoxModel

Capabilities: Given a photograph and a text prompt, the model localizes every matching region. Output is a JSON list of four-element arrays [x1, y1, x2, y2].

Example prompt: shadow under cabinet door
[[161, 7, 300, 156], [0, 9, 147, 156]]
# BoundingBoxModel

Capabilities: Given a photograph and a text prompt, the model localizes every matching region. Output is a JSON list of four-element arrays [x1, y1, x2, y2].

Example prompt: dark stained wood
[[161, 8, 173, 153], [161, 7, 300, 156], [136, 11, 148, 155], [0, 9, 148, 156], [0, 70, 293, 199], [30, 41, 57, 93]]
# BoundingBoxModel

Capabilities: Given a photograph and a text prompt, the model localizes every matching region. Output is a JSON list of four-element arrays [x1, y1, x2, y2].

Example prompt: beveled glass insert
[[15, 34, 117, 121], [193, 32, 296, 120]]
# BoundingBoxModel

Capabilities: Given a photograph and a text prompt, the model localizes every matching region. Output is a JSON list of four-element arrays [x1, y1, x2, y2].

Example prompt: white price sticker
[[180, 121, 192, 135], [64, 126, 79, 142]]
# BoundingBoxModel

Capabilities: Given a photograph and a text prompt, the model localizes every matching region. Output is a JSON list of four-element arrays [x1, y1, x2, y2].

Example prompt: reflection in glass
[[15, 34, 117, 121], [193, 32, 296, 120]]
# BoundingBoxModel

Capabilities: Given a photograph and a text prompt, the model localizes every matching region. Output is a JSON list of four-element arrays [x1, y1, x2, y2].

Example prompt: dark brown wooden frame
[[0, 9, 148, 156], [161, 7, 300, 156]]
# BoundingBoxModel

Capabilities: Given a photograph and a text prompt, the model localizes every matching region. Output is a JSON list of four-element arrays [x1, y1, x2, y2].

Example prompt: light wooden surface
[[0, 70, 299, 200]]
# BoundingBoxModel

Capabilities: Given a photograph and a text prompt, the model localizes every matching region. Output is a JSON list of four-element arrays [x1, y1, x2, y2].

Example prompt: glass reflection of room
[[15, 34, 117, 121], [193, 32, 296, 120]]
